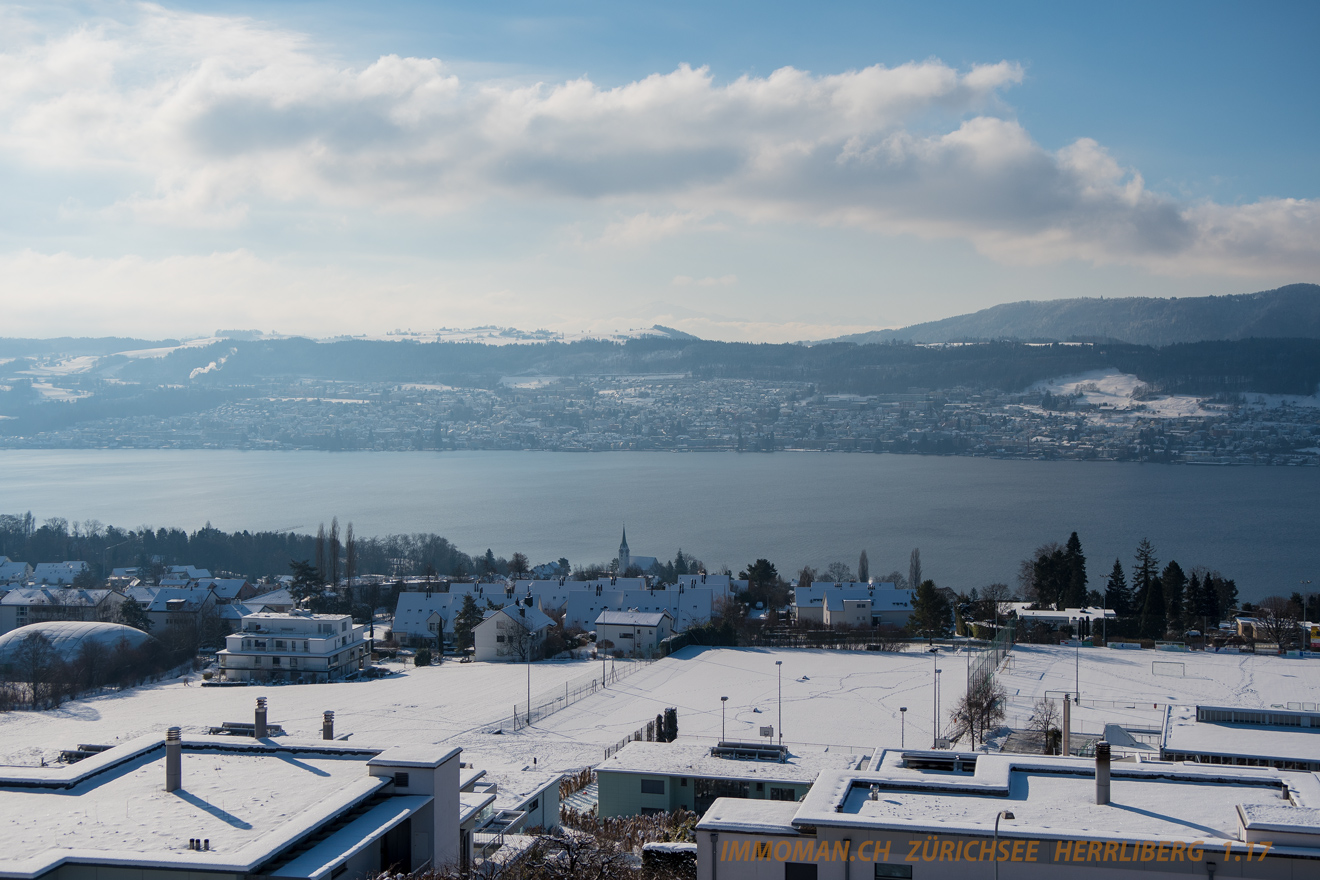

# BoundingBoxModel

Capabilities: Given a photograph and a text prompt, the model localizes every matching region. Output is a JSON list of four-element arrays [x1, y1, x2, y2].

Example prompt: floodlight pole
[[721, 696, 728, 743], [775, 660, 783, 746], [900, 707, 907, 748], [1075, 643, 1080, 703], [929, 647, 939, 748], [935, 668, 942, 746]]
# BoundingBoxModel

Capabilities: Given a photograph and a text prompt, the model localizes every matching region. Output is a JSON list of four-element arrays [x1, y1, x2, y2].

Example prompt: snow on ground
[[29, 381, 94, 401], [998, 644, 1320, 733], [1243, 391, 1320, 409], [451, 647, 965, 773], [0, 647, 964, 776], [0, 659, 593, 767], [1032, 369, 1212, 420]]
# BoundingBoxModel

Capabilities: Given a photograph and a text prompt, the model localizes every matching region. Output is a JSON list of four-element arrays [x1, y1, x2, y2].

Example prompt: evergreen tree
[[289, 558, 322, 605], [117, 597, 152, 632], [1131, 539, 1160, 621], [1183, 573, 1204, 632], [1139, 575, 1167, 640], [1161, 561, 1187, 633], [454, 594, 483, 651], [1105, 559, 1131, 617], [909, 549, 922, 596], [1062, 532, 1087, 608], [909, 580, 952, 639]]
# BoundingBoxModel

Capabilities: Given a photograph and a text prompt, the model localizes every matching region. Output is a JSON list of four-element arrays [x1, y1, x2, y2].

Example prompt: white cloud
[[0, 3, 1314, 280]]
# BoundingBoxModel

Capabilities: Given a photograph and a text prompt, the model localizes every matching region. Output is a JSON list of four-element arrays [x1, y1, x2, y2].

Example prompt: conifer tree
[[1105, 559, 1131, 617], [1131, 539, 1160, 621], [1162, 561, 1187, 634], [858, 550, 870, 583], [1062, 532, 1087, 608]]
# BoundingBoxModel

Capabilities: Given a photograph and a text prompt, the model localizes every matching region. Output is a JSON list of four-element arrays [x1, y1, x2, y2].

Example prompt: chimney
[[255, 697, 268, 739], [1095, 742, 1111, 805], [323, 710, 335, 740], [165, 727, 182, 792]]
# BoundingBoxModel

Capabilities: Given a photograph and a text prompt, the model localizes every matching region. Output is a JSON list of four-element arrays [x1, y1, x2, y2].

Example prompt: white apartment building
[[218, 611, 369, 683]]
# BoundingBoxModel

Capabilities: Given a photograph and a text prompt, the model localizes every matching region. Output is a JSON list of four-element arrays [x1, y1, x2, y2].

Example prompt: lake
[[0, 449, 1316, 600]]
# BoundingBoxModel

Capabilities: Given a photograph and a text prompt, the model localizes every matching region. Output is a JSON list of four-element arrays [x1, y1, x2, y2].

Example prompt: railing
[[490, 657, 657, 732]]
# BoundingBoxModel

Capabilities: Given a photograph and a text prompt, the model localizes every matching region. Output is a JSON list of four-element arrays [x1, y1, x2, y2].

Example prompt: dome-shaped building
[[0, 620, 156, 664]]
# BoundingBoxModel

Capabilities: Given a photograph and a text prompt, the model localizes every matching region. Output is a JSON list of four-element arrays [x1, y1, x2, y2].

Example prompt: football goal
[[1152, 661, 1186, 677]]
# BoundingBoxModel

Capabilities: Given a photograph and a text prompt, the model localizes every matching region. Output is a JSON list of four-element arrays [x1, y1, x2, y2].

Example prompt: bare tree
[[1255, 596, 1302, 650], [315, 523, 327, 582], [328, 517, 340, 587], [909, 548, 922, 594], [824, 561, 854, 583], [949, 671, 1007, 747], [344, 521, 357, 612], [13, 632, 57, 709], [1028, 696, 1061, 754]]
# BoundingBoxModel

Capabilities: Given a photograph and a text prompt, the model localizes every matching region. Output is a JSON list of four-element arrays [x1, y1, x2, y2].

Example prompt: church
[[617, 526, 658, 574]]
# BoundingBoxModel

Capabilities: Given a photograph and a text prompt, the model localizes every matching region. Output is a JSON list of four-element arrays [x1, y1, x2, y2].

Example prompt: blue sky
[[1, 1, 1316, 341]]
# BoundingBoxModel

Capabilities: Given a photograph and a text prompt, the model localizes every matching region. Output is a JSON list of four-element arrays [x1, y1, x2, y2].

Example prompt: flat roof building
[[0, 732, 468, 880], [695, 749, 1320, 879], [218, 611, 369, 683], [1162, 704, 1320, 772]]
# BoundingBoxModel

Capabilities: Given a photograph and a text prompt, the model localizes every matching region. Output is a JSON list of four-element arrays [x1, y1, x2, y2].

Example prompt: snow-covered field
[[0, 647, 961, 774], [12, 644, 1313, 777], [1032, 369, 1212, 420], [998, 644, 1320, 732]]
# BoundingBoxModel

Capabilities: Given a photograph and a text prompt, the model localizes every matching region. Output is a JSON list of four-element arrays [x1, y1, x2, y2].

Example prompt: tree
[[857, 550, 870, 583], [796, 565, 817, 588], [1105, 559, 1132, 617], [1256, 596, 1302, 650], [118, 597, 152, 632], [1027, 543, 1067, 609], [1183, 572, 1204, 633], [1131, 539, 1160, 619], [509, 552, 530, 577], [880, 570, 909, 590], [1138, 575, 1167, 641], [328, 516, 340, 588], [824, 561, 854, 583], [1028, 696, 1061, 754], [1162, 561, 1187, 633], [909, 580, 952, 639], [315, 523, 327, 581], [13, 631, 57, 709], [738, 559, 783, 609], [289, 558, 322, 605], [414, 648, 432, 666], [483, 549, 498, 577], [1062, 532, 1087, 608], [909, 549, 922, 596], [343, 521, 357, 612], [950, 670, 1007, 748], [454, 594, 483, 651]]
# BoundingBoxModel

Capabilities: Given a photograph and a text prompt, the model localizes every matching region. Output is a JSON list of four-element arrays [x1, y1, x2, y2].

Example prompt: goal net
[[1152, 661, 1185, 677]]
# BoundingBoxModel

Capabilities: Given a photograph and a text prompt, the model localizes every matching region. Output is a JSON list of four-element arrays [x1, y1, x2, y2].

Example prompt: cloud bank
[[0, 2, 1315, 299]]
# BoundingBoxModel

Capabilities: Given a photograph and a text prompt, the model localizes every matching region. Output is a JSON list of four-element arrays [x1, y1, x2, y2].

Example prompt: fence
[[490, 657, 657, 733], [969, 620, 1015, 686]]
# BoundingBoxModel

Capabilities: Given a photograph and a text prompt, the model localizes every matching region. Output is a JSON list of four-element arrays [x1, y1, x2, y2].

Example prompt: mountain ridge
[[828, 283, 1320, 346]]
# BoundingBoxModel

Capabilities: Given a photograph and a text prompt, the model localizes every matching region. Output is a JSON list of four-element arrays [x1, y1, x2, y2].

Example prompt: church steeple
[[619, 526, 630, 571]]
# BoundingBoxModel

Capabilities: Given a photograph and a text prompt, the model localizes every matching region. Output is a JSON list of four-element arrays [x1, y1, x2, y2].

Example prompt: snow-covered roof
[[597, 741, 865, 784], [0, 734, 431, 880], [479, 605, 554, 633], [709, 748, 1320, 850], [393, 591, 463, 636], [0, 621, 155, 662], [595, 610, 672, 627], [30, 561, 88, 584], [1162, 704, 1320, 763], [0, 587, 117, 608], [1017, 606, 1117, 621], [566, 588, 712, 631]]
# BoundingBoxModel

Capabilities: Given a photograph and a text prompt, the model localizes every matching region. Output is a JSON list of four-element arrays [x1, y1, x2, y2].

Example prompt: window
[[527, 798, 538, 811], [621, 631, 634, 639], [874, 866, 912, 879], [497, 635, 506, 643], [784, 864, 818, 880], [769, 787, 797, 801], [680, 778, 688, 787], [275, 640, 286, 650], [290, 658, 299, 668], [640, 779, 665, 795], [272, 656, 281, 666], [394, 772, 409, 787]]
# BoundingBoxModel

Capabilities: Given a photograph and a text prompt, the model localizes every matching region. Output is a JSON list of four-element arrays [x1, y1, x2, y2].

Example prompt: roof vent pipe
[[323, 711, 335, 741], [255, 697, 268, 739], [165, 727, 182, 792], [1095, 742, 1111, 805]]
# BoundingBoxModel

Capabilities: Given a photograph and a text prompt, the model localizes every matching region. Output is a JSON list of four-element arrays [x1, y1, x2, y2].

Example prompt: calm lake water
[[0, 449, 1316, 600]]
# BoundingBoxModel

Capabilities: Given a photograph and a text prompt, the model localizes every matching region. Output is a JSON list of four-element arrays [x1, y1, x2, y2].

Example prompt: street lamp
[[993, 810, 1016, 880], [775, 661, 783, 746], [899, 707, 907, 748], [721, 696, 729, 743], [935, 668, 942, 746], [928, 647, 939, 747]]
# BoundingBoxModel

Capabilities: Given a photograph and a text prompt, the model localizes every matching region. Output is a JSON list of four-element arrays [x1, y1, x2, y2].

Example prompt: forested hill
[[830, 283, 1320, 346]]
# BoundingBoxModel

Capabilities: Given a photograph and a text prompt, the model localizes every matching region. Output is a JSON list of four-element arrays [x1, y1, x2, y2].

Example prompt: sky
[[1, 0, 1317, 342]]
